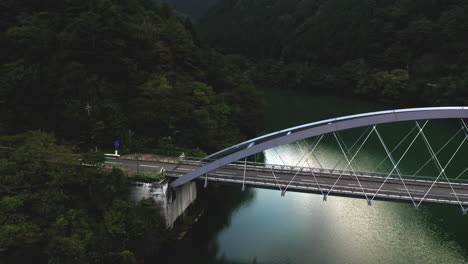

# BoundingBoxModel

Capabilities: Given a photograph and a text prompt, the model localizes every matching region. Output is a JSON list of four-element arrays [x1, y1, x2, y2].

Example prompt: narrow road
[[105, 158, 468, 207]]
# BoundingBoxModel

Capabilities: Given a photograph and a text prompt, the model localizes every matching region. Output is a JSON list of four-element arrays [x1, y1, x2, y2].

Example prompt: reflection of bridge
[[115, 107, 468, 214]]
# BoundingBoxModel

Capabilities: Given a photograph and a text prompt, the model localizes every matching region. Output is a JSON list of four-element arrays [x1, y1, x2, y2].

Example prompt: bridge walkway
[[105, 157, 468, 208]]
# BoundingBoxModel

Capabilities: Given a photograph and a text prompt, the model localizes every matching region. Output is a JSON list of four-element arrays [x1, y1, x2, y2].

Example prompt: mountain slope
[[198, 0, 468, 105], [161, 0, 221, 18], [0, 0, 262, 152]]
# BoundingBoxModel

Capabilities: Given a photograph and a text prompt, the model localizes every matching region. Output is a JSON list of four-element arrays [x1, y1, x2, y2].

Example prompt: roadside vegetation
[[0, 131, 169, 263], [0, 0, 264, 262]]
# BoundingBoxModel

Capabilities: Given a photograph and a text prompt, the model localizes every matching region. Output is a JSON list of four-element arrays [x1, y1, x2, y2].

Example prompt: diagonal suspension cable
[[242, 157, 247, 191], [329, 127, 371, 173], [411, 126, 464, 177], [461, 119, 468, 137], [282, 162, 305, 195], [330, 159, 344, 173], [281, 138, 325, 195], [462, 119, 468, 138], [297, 136, 320, 162], [273, 148, 287, 170], [303, 143, 325, 170], [270, 167, 284, 192], [349, 126, 372, 151], [295, 140, 313, 167], [336, 132, 363, 172], [415, 121, 466, 211], [455, 167, 468, 180], [326, 127, 375, 198], [305, 159, 325, 197], [295, 135, 324, 168], [455, 121, 468, 180], [371, 125, 418, 173], [296, 137, 324, 169], [334, 131, 370, 202], [371, 122, 428, 206]]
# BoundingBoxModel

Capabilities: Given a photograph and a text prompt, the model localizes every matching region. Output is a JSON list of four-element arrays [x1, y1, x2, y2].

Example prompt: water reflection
[[210, 190, 468, 263], [207, 146, 467, 264], [159, 184, 256, 264], [159, 88, 468, 264]]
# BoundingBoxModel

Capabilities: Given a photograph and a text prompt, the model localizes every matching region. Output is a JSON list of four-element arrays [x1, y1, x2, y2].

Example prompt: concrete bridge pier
[[129, 179, 197, 229]]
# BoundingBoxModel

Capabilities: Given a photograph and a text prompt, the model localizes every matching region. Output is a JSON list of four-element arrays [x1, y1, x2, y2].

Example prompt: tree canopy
[[0, 131, 169, 263], [0, 0, 263, 153], [198, 0, 468, 105]]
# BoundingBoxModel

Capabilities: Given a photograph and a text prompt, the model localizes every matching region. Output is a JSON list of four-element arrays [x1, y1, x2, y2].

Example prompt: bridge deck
[[105, 157, 468, 208]]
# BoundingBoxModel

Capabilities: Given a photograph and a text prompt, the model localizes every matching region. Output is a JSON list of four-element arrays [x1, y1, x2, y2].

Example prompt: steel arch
[[170, 107, 468, 188]]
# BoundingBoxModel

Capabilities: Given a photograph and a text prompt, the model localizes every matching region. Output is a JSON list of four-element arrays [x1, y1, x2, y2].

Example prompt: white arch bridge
[[136, 107, 468, 214]]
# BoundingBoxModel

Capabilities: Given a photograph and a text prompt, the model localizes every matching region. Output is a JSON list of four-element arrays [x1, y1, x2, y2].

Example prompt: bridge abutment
[[129, 179, 197, 229]]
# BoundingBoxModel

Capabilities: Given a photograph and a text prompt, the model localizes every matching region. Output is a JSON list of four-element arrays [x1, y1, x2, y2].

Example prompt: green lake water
[[161, 88, 468, 264]]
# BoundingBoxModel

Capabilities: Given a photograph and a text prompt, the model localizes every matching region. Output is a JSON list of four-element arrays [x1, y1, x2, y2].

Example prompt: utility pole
[[0, 99, 5, 122], [129, 129, 132, 147], [84, 103, 97, 152], [85, 103, 91, 116], [134, 153, 142, 173]]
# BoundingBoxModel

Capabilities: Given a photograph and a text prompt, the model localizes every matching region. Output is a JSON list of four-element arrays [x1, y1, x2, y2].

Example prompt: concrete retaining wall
[[129, 179, 197, 228]]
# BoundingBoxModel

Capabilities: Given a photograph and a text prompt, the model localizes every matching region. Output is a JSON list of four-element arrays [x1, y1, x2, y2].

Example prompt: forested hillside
[[0, 0, 262, 153], [198, 0, 468, 105], [0, 132, 171, 263], [161, 0, 220, 18], [0, 1, 264, 262]]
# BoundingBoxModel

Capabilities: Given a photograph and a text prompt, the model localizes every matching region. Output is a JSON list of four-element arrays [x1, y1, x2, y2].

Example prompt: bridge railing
[[181, 156, 468, 185], [183, 156, 273, 168], [110, 155, 468, 186]]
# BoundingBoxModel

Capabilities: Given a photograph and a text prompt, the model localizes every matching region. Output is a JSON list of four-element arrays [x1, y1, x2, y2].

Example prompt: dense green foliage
[[0, 0, 262, 153], [198, 0, 468, 105], [161, 0, 220, 18], [0, 1, 265, 262], [0, 131, 169, 263]]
